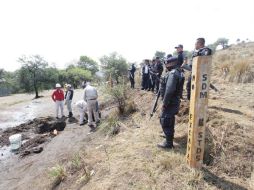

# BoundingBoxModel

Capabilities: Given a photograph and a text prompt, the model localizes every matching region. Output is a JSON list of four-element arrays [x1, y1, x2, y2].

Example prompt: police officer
[[154, 57, 164, 93], [128, 63, 136, 88], [184, 38, 212, 100], [175, 44, 184, 67], [175, 44, 185, 99], [148, 59, 156, 92], [158, 57, 184, 149]]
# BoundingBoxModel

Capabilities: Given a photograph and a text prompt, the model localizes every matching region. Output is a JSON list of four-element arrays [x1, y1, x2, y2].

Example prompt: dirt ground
[[0, 78, 253, 190]]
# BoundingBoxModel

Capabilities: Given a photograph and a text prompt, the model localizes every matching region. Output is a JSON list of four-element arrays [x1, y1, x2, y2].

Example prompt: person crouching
[[75, 100, 88, 126]]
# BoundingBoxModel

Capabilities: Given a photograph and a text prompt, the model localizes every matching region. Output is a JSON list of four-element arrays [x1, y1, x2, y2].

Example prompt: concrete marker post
[[186, 56, 212, 168]]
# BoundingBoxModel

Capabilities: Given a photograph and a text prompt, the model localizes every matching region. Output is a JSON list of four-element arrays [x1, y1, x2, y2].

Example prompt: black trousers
[[155, 75, 161, 93], [160, 115, 175, 143], [130, 77, 135, 88], [142, 74, 149, 90], [186, 75, 191, 100], [148, 74, 155, 91]]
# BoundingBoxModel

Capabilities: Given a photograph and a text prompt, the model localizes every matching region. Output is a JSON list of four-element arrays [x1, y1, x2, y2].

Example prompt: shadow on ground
[[202, 168, 248, 190], [209, 106, 243, 115]]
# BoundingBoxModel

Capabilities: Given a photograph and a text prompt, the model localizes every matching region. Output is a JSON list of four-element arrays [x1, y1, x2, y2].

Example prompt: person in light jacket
[[83, 82, 100, 130]]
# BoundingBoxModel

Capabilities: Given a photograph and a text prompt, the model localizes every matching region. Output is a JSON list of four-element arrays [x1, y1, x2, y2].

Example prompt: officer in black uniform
[[158, 57, 184, 149], [175, 44, 185, 99], [128, 63, 136, 88], [154, 57, 164, 93], [175, 44, 184, 67], [185, 38, 212, 100]]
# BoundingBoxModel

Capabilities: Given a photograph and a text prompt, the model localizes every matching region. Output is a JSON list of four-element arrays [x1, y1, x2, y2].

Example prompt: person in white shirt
[[141, 59, 150, 90], [75, 100, 88, 126], [83, 82, 100, 130]]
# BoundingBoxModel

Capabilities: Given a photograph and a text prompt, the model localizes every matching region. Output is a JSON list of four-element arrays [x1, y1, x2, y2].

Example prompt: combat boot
[[68, 112, 73, 118], [157, 139, 174, 149]]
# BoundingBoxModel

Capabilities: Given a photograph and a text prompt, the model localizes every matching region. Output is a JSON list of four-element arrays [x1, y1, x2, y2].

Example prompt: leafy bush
[[108, 84, 128, 114]]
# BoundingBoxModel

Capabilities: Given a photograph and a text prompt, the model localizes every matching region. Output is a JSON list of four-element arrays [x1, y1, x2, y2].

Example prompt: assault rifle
[[150, 90, 161, 119]]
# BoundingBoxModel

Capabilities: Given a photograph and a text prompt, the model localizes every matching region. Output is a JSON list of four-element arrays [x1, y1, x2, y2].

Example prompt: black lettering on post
[[202, 83, 207, 90], [192, 84, 195, 90], [196, 148, 202, 154], [198, 118, 204, 126], [198, 132, 203, 138], [202, 74, 207, 81], [198, 140, 202, 146], [196, 155, 201, 161], [200, 92, 207, 98], [189, 114, 193, 120], [192, 75, 195, 81]]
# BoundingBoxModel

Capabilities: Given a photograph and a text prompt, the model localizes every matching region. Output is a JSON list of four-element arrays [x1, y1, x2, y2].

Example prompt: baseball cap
[[56, 83, 61, 88], [174, 44, 183, 49]]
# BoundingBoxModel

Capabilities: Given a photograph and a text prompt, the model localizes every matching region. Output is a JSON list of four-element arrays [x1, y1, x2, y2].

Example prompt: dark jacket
[[187, 47, 212, 70], [65, 89, 74, 100], [128, 65, 136, 78], [177, 51, 184, 67], [154, 61, 164, 76], [142, 64, 150, 75], [160, 67, 184, 115]]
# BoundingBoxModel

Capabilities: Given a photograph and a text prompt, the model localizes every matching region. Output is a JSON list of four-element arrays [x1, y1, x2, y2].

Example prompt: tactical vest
[[160, 68, 184, 105], [65, 90, 74, 100]]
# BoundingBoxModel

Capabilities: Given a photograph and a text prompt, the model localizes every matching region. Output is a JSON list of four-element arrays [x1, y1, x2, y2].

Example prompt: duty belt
[[87, 98, 97, 101]]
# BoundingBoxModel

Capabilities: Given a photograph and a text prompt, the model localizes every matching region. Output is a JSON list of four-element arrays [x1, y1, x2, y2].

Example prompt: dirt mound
[[19, 134, 54, 157], [176, 100, 189, 123], [204, 111, 254, 179], [0, 117, 66, 157]]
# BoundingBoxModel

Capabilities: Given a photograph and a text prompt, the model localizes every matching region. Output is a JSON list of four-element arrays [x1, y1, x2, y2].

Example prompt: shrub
[[107, 84, 128, 114], [49, 164, 66, 188], [99, 112, 120, 136]]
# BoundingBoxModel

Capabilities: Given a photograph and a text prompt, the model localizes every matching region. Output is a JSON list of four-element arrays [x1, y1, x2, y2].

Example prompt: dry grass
[[49, 164, 66, 188], [229, 61, 254, 83], [48, 151, 92, 189], [213, 42, 254, 83]]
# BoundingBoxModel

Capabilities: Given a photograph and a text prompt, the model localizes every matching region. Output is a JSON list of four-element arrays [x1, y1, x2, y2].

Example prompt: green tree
[[42, 67, 59, 90], [18, 55, 48, 98], [154, 51, 166, 59], [215, 38, 229, 49], [65, 67, 92, 88], [100, 52, 128, 84], [78, 56, 99, 75]]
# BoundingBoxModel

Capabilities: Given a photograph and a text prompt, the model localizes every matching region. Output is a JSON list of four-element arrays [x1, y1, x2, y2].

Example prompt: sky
[[0, 0, 253, 71]]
